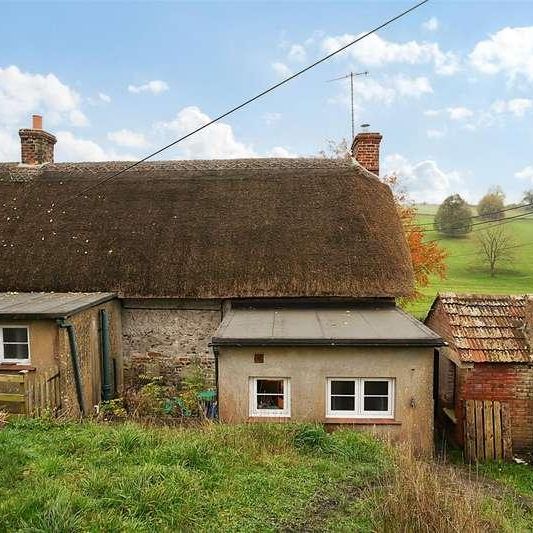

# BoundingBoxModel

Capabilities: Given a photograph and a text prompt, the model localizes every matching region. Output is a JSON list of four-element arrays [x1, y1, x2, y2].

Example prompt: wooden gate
[[464, 400, 512, 462]]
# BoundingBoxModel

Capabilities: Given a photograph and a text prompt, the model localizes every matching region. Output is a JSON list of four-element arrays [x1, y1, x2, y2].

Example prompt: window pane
[[364, 396, 388, 412], [4, 343, 29, 360], [257, 379, 284, 394], [3, 328, 28, 343], [331, 380, 355, 395], [257, 394, 284, 410], [331, 396, 355, 411], [364, 381, 389, 396]]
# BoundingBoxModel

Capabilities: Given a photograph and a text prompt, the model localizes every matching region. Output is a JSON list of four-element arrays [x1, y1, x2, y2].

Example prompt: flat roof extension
[[0, 292, 116, 319]]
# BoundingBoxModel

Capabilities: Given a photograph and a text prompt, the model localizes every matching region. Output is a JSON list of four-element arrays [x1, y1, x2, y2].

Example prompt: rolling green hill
[[405, 205, 533, 319]]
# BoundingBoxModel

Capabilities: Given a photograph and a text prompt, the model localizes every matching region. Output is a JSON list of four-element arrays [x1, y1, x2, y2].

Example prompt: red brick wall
[[456, 364, 533, 452], [351, 132, 382, 175], [19, 129, 56, 165]]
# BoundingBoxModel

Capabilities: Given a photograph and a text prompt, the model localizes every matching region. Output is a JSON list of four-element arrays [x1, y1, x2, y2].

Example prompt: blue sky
[[1, 1, 533, 203]]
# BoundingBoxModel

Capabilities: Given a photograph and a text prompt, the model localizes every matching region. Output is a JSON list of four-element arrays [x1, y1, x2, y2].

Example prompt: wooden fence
[[464, 400, 512, 462], [0, 369, 61, 416]]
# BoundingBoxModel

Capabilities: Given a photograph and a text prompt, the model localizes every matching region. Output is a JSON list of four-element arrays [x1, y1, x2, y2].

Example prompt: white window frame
[[326, 378, 394, 419], [0, 325, 30, 364], [249, 377, 291, 418]]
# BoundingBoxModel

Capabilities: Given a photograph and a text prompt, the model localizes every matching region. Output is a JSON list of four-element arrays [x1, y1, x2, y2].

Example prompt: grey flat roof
[[212, 306, 443, 347], [0, 292, 116, 319]]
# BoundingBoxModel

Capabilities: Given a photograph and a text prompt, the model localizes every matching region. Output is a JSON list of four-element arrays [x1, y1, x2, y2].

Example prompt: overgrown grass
[[0, 418, 386, 532], [2, 418, 533, 532]]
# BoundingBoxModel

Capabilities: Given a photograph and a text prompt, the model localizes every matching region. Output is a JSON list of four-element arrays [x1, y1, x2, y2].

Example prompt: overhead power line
[[48, 0, 430, 212], [409, 201, 533, 228]]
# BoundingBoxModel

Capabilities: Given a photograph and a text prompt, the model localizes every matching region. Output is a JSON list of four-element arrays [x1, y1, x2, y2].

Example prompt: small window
[[327, 378, 394, 419], [249, 378, 290, 417], [0, 326, 30, 363]]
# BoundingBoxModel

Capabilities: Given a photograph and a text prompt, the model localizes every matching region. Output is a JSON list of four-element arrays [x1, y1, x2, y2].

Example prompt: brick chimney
[[351, 130, 382, 175], [19, 115, 57, 165]]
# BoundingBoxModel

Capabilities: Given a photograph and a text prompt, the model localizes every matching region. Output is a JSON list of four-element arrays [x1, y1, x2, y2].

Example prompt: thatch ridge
[[0, 158, 413, 298]]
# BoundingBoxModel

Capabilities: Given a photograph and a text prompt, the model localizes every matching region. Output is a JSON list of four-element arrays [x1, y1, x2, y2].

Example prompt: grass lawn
[[405, 206, 533, 319], [0, 418, 387, 532], [3, 418, 533, 531]]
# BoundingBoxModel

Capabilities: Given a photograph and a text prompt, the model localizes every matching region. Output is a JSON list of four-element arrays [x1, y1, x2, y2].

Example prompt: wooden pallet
[[464, 400, 512, 462]]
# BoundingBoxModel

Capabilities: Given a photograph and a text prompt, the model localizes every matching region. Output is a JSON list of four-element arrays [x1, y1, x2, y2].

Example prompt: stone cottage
[[0, 116, 443, 452]]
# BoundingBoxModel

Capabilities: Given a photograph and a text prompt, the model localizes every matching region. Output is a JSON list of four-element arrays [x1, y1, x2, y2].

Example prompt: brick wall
[[19, 129, 56, 165], [121, 308, 221, 388], [455, 363, 533, 452], [351, 132, 382, 175]]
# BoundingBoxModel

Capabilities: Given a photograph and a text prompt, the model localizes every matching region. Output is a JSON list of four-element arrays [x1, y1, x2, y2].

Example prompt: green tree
[[523, 190, 533, 211], [478, 187, 505, 220], [434, 194, 473, 236]]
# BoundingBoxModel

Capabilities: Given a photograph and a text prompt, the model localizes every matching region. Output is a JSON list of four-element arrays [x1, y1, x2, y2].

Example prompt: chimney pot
[[19, 115, 56, 165], [32, 114, 43, 130], [351, 131, 382, 175]]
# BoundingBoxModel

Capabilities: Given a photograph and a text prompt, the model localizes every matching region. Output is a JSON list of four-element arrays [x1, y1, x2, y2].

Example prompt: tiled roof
[[428, 293, 531, 363]]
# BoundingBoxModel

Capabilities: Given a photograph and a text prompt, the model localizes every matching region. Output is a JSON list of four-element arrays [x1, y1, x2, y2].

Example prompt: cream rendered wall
[[218, 345, 434, 454]]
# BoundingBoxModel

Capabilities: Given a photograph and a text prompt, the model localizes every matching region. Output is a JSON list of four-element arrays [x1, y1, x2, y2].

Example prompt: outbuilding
[[0, 292, 123, 416], [426, 293, 533, 454]]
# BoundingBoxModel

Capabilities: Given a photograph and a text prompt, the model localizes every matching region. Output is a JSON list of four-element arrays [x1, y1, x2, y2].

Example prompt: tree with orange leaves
[[382, 174, 447, 298]]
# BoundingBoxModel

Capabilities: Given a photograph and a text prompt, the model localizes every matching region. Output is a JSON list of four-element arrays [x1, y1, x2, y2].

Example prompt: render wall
[[121, 307, 221, 387], [218, 345, 434, 455], [58, 299, 123, 416]]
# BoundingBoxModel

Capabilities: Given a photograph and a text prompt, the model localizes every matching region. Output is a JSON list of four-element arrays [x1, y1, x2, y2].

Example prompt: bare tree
[[477, 226, 516, 277]]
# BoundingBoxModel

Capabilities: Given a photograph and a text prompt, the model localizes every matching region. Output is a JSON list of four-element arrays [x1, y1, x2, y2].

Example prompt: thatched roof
[[0, 158, 413, 298]]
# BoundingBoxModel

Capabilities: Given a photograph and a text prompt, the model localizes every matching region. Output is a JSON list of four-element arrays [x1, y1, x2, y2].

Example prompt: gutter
[[210, 337, 446, 348], [57, 318, 85, 416], [99, 309, 113, 402]]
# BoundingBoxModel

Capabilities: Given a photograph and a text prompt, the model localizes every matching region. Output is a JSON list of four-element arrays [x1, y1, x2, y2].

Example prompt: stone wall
[[122, 307, 221, 388]]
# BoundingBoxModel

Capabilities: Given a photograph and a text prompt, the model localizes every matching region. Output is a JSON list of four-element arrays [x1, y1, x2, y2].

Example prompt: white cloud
[[128, 80, 169, 95], [422, 17, 439, 32], [0, 65, 86, 127], [271, 62, 292, 78], [269, 146, 298, 158], [447, 106, 474, 120], [490, 98, 533, 117], [107, 129, 149, 148], [155, 106, 256, 159], [263, 112, 282, 126], [470, 26, 533, 83], [384, 153, 464, 203], [331, 75, 432, 109], [0, 128, 19, 161], [55, 131, 138, 162], [515, 165, 533, 182], [427, 128, 445, 139], [321, 33, 460, 75], [98, 92, 111, 103], [287, 44, 306, 62], [424, 106, 473, 120]]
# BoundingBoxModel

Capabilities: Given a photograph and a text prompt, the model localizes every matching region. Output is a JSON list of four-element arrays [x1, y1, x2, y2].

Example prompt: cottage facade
[[426, 293, 533, 453], [0, 116, 442, 452]]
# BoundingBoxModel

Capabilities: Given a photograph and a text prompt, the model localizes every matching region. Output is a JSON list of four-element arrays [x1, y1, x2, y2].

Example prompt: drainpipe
[[57, 319, 85, 416], [99, 309, 113, 402]]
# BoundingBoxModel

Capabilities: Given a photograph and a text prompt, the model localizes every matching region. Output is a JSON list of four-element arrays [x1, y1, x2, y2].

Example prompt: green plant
[[98, 398, 127, 420], [434, 194, 473, 236]]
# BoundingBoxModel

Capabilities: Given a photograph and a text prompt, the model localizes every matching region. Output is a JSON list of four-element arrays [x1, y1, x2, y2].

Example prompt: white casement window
[[326, 378, 394, 419], [249, 378, 291, 417], [0, 326, 30, 364]]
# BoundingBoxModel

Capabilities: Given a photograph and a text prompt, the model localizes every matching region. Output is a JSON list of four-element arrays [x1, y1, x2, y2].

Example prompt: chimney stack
[[19, 115, 56, 166], [351, 127, 382, 175]]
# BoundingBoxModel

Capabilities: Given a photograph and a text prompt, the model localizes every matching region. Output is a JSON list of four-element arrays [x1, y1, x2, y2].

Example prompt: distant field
[[405, 204, 533, 319]]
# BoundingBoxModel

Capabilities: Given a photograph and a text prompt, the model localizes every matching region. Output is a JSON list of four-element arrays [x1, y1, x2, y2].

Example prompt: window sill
[[325, 418, 401, 425], [0, 363, 35, 372]]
